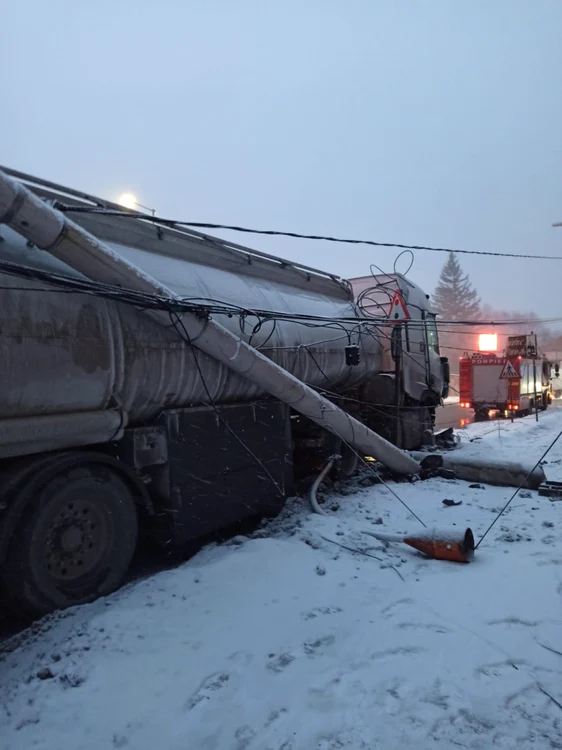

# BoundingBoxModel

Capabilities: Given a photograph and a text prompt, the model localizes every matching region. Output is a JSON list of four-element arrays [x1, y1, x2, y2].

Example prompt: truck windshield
[[426, 313, 440, 353]]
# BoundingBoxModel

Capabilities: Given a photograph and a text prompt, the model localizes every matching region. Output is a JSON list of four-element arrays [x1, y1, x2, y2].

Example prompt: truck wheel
[[541, 393, 548, 411], [1, 462, 138, 618], [474, 408, 489, 423]]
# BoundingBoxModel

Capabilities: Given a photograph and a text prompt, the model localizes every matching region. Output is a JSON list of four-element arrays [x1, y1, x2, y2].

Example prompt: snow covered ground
[[2, 411, 562, 750]]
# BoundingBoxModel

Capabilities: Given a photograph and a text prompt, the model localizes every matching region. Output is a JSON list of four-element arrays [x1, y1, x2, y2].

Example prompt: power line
[[0, 257, 561, 329], [55, 204, 562, 262], [0, 281, 560, 330]]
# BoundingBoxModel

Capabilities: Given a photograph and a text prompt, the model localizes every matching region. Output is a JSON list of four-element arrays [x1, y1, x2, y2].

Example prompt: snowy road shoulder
[[454, 405, 562, 481], [2, 412, 562, 750]]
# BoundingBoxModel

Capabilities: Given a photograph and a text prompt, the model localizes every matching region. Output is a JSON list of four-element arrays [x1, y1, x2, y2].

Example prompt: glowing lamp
[[117, 192, 138, 210], [478, 333, 498, 352]]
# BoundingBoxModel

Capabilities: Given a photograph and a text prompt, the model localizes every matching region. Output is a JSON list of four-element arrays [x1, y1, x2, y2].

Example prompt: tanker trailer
[[0, 167, 447, 616]]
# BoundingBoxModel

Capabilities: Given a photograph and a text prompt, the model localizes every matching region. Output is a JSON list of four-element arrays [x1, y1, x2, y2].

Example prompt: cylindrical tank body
[[0, 220, 382, 425]]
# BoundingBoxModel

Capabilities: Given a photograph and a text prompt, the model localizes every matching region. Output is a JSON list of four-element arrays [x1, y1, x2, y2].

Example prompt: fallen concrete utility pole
[[411, 451, 546, 490], [0, 169, 420, 476]]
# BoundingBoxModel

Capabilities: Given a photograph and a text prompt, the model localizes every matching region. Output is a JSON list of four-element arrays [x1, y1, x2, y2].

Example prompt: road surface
[[436, 402, 473, 430], [436, 398, 562, 431]]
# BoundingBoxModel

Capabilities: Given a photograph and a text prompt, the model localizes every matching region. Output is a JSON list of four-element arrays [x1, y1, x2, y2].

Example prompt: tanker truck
[[0, 167, 448, 616]]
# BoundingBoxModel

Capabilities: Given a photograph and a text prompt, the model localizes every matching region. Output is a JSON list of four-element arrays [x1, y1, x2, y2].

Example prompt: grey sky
[[3, 0, 562, 320]]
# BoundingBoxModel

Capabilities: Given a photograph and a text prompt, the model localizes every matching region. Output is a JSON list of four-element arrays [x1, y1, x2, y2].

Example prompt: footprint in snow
[[370, 645, 427, 661], [301, 606, 343, 620], [185, 672, 230, 710], [379, 679, 402, 715], [303, 635, 336, 656], [267, 635, 336, 672], [396, 622, 452, 634], [380, 598, 414, 618], [267, 652, 296, 673], [264, 707, 288, 727], [476, 660, 526, 680], [234, 725, 256, 750], [487, 617, 538, 627]]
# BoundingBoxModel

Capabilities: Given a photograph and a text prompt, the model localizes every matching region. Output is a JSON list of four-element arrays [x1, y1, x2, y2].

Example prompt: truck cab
[[349, 272, 449, 448]]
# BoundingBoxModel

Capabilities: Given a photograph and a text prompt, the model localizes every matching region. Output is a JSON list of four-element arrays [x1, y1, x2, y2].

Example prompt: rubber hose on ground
[[309, 454, 341, 515]]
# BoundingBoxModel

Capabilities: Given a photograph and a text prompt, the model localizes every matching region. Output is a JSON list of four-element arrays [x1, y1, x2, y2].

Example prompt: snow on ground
[[455, 405, 562, 482], [2, 412, 562, 750]]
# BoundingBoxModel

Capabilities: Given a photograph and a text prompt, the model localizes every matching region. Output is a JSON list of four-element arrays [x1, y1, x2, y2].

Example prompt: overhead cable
[[55, 203, 562, 262]]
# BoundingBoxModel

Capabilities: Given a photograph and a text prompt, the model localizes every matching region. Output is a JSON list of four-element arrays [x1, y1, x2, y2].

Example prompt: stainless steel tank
[[0, 207, 382, 425]]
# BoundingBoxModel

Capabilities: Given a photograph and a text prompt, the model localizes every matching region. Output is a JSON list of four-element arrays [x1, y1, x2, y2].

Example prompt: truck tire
[[0, 462, 138, 618], [541, 393, 548, 411]]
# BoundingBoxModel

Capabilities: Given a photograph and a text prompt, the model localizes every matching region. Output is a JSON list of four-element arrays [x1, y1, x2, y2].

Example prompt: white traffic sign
[[499, 360, 521, 380], [388, 290, 410, 323]]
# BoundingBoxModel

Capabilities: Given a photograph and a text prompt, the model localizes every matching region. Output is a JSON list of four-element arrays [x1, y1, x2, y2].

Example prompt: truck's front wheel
[[1, 462, 138, 618]]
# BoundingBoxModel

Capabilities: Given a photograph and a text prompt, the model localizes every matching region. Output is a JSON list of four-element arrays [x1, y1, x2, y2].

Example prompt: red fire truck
[[459, 334, 552, 422]]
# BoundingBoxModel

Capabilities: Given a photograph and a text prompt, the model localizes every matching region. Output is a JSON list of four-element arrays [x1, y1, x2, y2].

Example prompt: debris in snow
[[36, 668, 54, 681], [438, 468, 457, 480], [226, 535, 248, 547], [59, 671, 86, 688], [442, 499, 462, 507], [496, 528, 533, 543], [315, 565, 326, 576], [469, 483, 484, 489]]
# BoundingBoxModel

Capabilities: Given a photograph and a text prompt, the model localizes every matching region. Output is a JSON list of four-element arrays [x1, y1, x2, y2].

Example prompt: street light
[[117, 192, 155, 217]]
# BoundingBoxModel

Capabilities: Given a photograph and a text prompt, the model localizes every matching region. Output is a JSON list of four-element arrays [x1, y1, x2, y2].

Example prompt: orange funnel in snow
[[363, 528, 475, 563]]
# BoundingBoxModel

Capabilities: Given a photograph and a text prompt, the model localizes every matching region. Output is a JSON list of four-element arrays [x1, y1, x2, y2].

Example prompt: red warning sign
[[388, 290, 410, 323], [499, 359, 521, 380]]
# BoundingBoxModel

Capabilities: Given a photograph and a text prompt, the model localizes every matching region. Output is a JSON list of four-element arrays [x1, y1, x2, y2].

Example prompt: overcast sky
[[3, 0, 562, 320]]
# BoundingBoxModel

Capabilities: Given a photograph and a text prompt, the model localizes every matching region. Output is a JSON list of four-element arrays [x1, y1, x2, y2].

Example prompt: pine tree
[[432, 253, 481, 374], [432, 252, 480, 321]]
